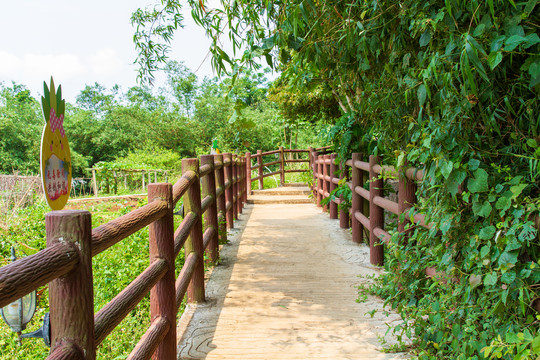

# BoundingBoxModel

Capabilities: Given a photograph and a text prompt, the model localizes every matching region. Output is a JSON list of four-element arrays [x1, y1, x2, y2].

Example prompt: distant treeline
[[0, 62, 335, 177]]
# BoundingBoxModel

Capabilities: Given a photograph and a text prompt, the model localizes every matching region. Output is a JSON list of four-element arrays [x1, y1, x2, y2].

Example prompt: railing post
[[279, 146, 285, 186], [243, 157, 248, 205], [92, 169, 98, 197], [308, 146, 314, 170], [239, 157, 244, 212], [398, 161, 417, 244], [142, 171, 146, 192], [241, 157, 245, 207], [329, 154, 338, 219], [308, 146, 314, 193], [47, 210, 95, 359], [241, 157, 246, 208], [312, 151, 319, 200], [223, 153, 234, 229], [246, 152, 252, 196], [369, 155, 384, 266], [351, 153, 363, 243], [232, 156, 239, 220], [239, 156, 244, 211], [182, 158, 205, 303], [257, 150, 263, 190], [316, 154, 322, 207], [201, 155, 219, 263], [214, 154, 227, 244], [147, 183, 176, 359], [322, 154, 329, 212], [339, 159, 350, 228]]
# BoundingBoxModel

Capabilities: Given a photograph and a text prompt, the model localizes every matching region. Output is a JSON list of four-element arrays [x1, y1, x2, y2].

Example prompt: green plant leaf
[[447, 170, 466, 196], [417, 84, 427, 107], [501, 271, 516, 284], [439, 159, 453, 179], [468, 158, 480, 171], [484, 272, 497, 286], [469, 274, 482, 288], [529, 61, 540, 78], [498, 251, 519, 267], [472, 200, 492, 217], [532, 335, 540, 353], [468, 168, 488, 193], [504, 35, 525, 51], [510, 184, 527, 199], [487, 52, 503, 70], [506, 332, 520, 344], [495, 196, 511, 211], [523, 33, 540, 49], [479, 225, 496, 239], [487, 0, 495, 17], [419, 31, 431, 47], [490, 35, 505, 52]]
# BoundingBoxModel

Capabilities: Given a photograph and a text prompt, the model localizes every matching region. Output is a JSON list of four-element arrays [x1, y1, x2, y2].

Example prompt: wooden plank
[[177, 204, 407, 360]]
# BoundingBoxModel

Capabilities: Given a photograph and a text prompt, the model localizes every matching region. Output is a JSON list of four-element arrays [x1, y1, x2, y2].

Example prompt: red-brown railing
[[0, 153, 247, 360], [245, 146, 329, 191], [311, 151, 427, 266]]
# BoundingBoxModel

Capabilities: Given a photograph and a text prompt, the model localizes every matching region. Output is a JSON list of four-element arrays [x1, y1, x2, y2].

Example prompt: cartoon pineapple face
[[40, 77, 72, 210]]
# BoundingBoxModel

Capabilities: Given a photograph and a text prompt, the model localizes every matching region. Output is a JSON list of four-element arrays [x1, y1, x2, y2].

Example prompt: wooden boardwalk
[[177, 186, 408, 360]]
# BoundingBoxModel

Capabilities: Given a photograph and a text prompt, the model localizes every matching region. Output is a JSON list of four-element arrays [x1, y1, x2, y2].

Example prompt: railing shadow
[[177, 204, 254, 359]]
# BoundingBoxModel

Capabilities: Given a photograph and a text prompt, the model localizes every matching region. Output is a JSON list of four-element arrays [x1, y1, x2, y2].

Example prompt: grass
[[0, 195, 190, 359]]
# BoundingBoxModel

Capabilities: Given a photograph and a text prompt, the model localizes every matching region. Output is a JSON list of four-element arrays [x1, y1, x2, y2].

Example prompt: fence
[[0, 174, 42, 210], [312, 151, 428, 266], [0, 145, 443, 358], [89, 168, 170, 197], [245, 146, 330, 191], [0, 153, 247, 359]]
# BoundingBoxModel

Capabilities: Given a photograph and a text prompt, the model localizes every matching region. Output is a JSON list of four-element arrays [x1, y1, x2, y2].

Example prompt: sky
[[0, 0, 219, 103]]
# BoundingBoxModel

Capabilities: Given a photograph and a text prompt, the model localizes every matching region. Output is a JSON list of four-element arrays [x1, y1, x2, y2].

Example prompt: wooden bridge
[[177, 185, 407, 359], [0, 147, 417, 359]]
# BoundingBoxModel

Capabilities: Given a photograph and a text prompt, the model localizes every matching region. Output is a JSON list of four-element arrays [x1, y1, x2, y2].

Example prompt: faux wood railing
[[311, 151, 427, 266], [0, 153, 247, 360], [245, 146, 329, 190]]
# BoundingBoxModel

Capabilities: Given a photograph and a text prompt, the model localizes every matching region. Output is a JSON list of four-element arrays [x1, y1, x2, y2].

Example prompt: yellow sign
[[40, 78, 71, 210]]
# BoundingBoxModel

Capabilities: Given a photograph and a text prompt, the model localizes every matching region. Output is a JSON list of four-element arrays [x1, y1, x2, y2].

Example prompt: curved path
[[177, 187, 409, 360]]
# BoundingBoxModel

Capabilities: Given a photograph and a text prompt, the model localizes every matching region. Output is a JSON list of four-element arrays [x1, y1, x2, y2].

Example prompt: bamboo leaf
[[417, 84, 427, 107], [487, 51, 503, 70], [465, 40, 489, 82], [487, 0, 494, 17]]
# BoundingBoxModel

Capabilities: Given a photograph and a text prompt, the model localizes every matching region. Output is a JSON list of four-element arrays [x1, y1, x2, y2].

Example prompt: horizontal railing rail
[[246, 147, 311, 191], [311, 150, 433, 265]]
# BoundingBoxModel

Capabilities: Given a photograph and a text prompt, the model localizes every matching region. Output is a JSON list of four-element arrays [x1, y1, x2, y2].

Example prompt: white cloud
[[23, 53, 86, 79], [89, 48, 123, 76], [0, 52, 21, 76]]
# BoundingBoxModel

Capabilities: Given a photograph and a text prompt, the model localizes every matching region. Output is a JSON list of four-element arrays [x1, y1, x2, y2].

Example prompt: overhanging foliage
[[133, 0, 540, 358]]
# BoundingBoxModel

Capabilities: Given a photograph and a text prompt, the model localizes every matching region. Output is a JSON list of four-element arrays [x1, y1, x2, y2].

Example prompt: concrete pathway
[[176, 186, 409, 360]]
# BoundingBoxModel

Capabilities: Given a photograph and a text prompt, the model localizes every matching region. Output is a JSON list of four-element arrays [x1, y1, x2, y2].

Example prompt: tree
[[0, 83, 42, 173], [76, 82, 119, 117], [165, 60, 198, 117], [125, 85, 167, 112]]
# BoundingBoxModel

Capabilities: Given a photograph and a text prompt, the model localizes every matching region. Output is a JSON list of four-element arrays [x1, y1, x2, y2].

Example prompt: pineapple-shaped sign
[[40, 78, 71, 210]]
